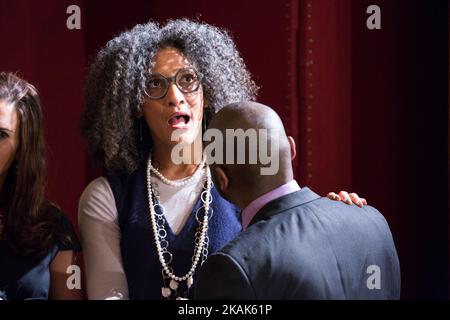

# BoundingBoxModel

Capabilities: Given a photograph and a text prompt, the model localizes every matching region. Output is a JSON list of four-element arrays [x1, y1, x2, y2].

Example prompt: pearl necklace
[[148, 156, 207, 187], [146, 153, 212, 299]]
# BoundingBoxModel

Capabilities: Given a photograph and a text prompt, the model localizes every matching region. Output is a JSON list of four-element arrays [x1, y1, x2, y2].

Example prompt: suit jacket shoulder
[[196, 188, 400, 300]]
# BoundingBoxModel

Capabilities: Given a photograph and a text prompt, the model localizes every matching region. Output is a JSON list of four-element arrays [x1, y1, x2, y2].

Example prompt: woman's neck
[[152, 141, 203, 181]]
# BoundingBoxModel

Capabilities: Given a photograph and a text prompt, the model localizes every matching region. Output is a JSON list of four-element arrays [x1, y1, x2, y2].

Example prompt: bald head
[[205, 101, 296, 207], [209, 101, 285, 135]]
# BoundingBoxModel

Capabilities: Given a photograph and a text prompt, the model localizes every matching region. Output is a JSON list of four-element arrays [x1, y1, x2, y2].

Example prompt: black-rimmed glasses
[[144, 67, 201, 100]]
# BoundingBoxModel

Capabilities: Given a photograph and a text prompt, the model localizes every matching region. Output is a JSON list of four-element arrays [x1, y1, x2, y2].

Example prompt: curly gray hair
[[82, 19, 259, 174]]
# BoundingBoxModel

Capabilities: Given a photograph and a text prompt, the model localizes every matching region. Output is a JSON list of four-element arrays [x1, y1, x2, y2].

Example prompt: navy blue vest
[[107, 166, 242, 299]]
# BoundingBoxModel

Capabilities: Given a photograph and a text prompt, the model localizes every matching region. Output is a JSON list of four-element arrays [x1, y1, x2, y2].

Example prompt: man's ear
[[287, 136, 297, 161], [213, 166, 229, 193]]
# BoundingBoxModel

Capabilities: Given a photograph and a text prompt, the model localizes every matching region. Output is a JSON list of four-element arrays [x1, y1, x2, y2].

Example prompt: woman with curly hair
[[0, 72, 82, 300], [79, 19, 365, 300]]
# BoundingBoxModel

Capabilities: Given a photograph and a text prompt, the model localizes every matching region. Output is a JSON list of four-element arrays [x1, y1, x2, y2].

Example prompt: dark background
[[0, 0, 448, 299]]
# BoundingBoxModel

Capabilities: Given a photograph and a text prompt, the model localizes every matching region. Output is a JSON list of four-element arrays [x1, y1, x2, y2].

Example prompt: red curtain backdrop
[[0, 0, 448, 299]]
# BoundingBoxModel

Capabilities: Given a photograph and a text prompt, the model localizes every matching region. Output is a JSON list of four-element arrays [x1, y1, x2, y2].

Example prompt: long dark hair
[[0, 72, 63, 257]]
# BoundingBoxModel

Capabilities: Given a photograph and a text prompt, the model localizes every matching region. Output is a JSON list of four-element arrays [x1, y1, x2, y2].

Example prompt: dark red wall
[[0, 0, 448, 299]]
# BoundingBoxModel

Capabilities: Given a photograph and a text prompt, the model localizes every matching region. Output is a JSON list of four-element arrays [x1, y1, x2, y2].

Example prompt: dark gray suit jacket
[[195, 187, 400, 299]]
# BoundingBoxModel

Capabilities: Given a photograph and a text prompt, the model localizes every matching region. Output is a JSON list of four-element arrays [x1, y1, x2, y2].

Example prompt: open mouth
[[168, 113, 191, 128]]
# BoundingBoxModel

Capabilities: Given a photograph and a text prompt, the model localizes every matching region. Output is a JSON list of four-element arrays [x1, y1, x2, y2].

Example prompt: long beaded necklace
[[146, 154, 212, 299]]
